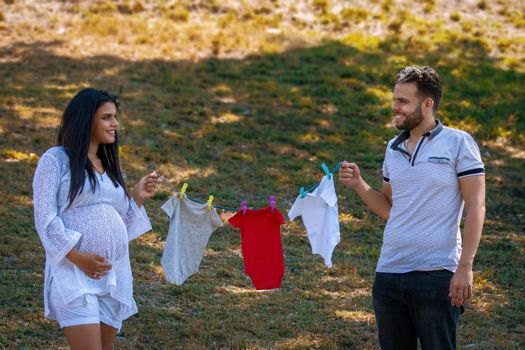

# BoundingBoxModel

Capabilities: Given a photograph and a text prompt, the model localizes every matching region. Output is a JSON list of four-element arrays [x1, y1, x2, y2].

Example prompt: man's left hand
[[449, 265, 473, 307]]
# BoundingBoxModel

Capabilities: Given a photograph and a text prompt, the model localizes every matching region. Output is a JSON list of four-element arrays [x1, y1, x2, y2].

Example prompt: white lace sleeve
[[124, 198, 152, 241], [32, 153, 81, 266]]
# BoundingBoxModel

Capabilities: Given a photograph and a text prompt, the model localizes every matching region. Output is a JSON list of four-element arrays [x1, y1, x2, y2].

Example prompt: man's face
[[392, 82, 424, 131]]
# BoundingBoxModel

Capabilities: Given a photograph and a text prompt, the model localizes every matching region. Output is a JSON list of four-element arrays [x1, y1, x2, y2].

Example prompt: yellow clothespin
[[207, 195, 214, 211], [179, 183, 188, 199]]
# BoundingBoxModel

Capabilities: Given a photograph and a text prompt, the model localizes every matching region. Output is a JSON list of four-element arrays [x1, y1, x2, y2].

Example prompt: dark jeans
[[372, 271, 464, 350]]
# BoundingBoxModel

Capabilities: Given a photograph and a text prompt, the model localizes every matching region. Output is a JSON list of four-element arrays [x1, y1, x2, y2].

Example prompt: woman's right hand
[[66, 248, 112, 280]]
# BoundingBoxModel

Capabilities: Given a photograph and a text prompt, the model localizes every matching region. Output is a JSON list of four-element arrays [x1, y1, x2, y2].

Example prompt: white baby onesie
[[161, 195, 223, 285], [288, 175, 340, 268]]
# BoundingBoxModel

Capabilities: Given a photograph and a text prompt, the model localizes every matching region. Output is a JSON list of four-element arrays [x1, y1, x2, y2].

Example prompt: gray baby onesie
[[161, 195, 223, 285]]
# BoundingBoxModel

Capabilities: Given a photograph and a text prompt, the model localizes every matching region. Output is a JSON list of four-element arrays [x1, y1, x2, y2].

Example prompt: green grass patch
[[1, 1, 524, 348]]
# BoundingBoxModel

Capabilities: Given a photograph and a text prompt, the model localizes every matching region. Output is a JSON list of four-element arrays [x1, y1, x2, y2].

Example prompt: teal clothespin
[[300, 187, 307, 199], [321, 163, 331, 179]]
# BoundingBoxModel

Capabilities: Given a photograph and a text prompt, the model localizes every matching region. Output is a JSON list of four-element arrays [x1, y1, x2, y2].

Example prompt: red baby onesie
[[228, 206, 285, 290]]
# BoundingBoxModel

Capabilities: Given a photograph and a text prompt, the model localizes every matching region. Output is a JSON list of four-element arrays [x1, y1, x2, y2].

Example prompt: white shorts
[[49, 279, 123, 331]]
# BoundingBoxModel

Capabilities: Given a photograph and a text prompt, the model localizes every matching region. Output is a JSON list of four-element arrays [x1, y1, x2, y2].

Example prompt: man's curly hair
[[396, 66, 442, 112]]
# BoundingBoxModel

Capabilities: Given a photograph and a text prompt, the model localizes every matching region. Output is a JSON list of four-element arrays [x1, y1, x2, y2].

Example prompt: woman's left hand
[[133, 172, 158, 207]]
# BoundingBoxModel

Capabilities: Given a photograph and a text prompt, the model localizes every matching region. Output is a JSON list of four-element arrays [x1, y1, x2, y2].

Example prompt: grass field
[[1, 0, 524, 349]]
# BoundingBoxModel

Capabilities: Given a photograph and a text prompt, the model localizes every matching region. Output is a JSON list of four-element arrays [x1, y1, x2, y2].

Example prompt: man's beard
[[395, 105, 424, 131]]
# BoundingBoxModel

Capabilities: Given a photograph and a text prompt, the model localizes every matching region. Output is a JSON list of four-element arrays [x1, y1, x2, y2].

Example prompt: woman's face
[[91, 101, 119, 145]]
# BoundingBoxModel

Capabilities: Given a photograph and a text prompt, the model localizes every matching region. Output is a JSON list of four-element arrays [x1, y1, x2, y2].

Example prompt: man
[[339, 66, 485, 350]]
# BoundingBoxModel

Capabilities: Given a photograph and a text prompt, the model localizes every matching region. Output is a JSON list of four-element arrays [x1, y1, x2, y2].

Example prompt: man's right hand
[[66, 249, 112, 280], [339, 161, 361, 188]]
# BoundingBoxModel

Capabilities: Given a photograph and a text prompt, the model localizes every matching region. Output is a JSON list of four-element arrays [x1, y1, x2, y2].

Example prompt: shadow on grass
[[1, 35, 524, 348]]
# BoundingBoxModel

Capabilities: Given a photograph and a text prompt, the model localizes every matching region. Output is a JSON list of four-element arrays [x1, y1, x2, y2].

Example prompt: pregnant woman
[[32, 88, 158, 350]]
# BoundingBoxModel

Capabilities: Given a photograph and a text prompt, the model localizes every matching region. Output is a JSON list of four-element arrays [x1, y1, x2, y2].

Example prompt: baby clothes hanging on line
[[288, 175, 340, 268], [161, 195, 223, 285], [228, 206, 285, 290]]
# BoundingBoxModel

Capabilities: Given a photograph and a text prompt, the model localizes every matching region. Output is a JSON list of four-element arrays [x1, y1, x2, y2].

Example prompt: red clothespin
[[242, 200, 247, 215], [269, 195, 275, 212]]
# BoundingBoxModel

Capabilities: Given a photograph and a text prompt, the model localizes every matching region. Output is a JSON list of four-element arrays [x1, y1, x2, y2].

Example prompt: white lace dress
[[32, 146, 152, 322]]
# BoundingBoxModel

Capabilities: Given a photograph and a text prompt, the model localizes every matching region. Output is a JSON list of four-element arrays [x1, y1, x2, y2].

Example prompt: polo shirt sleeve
[[456, 133, 485, 178], [382, 148, 390, 183]]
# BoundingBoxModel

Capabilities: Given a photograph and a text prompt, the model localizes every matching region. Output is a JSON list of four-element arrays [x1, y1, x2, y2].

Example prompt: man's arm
[[339, 161, 392, 220], [449, 174, 486, 307]]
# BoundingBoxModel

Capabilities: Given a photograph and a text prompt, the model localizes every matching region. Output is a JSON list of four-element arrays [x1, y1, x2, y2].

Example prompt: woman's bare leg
[[101, 322, 118, 350], [63, 324, 102, 350]]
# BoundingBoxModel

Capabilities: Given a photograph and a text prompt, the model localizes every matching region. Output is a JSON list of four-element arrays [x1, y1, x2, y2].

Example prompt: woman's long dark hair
[[57, 88, 128, 206]]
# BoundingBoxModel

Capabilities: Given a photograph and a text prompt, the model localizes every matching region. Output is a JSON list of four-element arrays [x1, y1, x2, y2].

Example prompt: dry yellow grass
[[0, 0, 524, 349]]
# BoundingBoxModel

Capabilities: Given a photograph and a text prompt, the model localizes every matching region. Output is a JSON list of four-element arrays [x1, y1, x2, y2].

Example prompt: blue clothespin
[[242, 200, 247, 215], [300, 187, 307, 199], [322, 163, 331, 179], [269, 195, 275, 212]]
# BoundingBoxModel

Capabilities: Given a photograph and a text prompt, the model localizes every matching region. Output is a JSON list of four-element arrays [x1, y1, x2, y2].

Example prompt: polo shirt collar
[[390, 119, 443, 150], [427, 119, 443, 140]]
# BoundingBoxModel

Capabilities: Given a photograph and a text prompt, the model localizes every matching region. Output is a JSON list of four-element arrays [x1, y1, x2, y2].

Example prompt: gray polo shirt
[[377, 120, 484, 273]]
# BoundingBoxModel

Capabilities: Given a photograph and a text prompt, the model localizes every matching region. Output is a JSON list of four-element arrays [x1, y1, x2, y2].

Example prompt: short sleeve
[[210, 209, 224, 230], [161, 196, 176, 219], [274, 209, 285, 225], [382, 148, 390, 183], [456, 133, 485, 178], [287, 196, 302, 221], [228, 211, 242, 228], [320, 176, 337, 208]]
